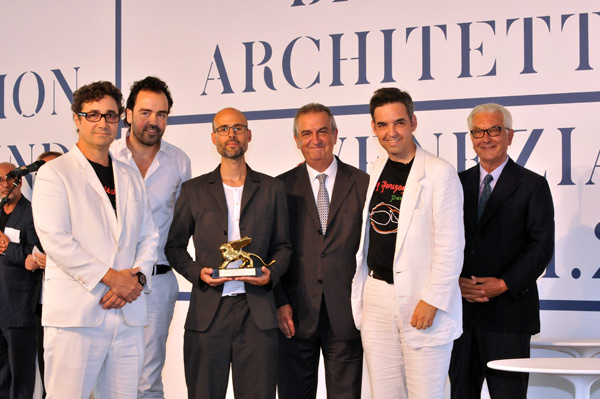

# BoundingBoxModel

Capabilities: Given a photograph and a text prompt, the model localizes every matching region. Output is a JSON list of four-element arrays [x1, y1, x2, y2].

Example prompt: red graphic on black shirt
[[370, 180, 405, 234], [370, 202, 400, 234], [104, 186, 115, 195]]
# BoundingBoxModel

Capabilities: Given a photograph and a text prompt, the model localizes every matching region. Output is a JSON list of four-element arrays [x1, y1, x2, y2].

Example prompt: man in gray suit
[[276, 103, 369, 399], [165, 107, 291, 399]]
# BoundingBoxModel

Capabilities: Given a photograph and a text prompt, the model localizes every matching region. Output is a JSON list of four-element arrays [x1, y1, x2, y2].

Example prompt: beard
[[218, 139, 246, 159], [131, 123, 164, 146]]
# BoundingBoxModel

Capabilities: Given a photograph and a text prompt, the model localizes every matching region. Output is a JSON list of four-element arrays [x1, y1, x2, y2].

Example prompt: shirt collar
[[479, 155, 509, 185], [305, 157, 338, 183]]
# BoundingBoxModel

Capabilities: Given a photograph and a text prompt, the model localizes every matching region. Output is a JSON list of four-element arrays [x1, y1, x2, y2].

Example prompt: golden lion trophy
[[211, 236, 275, 278]]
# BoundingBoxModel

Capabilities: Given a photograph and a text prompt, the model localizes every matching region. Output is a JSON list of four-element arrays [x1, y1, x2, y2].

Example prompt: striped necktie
[[478, 174, 493, 222]]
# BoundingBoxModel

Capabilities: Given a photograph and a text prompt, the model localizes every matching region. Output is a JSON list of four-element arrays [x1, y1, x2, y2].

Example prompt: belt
[[369, 269, 392, 284], [153, 264, 172, 275]]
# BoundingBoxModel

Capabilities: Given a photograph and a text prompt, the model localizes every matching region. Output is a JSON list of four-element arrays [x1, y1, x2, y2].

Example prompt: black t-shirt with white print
[[367, 157, 414, 284]]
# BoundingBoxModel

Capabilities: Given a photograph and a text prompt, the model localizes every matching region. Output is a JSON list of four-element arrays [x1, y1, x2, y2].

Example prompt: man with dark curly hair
[[32, 80, 159, 398]]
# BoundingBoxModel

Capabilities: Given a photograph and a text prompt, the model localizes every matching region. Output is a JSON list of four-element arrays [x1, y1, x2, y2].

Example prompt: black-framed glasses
[[0, 175, 16, 185], [470, 126, 504, 139], [214, 124, 248, 136], [77, 112, 121, 123]]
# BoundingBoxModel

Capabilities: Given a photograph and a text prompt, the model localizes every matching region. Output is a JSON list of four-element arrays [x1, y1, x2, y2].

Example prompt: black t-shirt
[[367, 157, 414, 284], [88, 158, 116, 215]]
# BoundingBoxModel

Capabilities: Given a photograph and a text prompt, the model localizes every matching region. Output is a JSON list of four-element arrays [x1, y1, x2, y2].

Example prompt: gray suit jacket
[[166, 164, 291, 332], [276, 158, 368, 340]]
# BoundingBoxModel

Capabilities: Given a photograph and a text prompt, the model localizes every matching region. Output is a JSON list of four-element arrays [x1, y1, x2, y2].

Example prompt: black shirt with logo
[[367, 157, 414, 284]]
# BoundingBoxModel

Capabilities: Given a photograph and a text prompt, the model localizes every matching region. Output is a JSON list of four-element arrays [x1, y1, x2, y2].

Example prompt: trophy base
[[212, 267, 263, 278]]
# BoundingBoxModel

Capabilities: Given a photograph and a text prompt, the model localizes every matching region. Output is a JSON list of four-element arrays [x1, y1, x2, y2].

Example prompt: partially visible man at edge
[[0, 161, 42, 399]]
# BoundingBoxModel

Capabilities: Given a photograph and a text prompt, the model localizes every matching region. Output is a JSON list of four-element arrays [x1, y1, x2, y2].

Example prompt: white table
[[488, 358, 600, 399], [531, 338, 600, 358]]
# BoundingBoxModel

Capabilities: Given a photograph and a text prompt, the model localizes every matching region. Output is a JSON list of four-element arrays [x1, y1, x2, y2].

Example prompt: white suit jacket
[[351, 145, 464, 348], [32, 145, 159, 328]]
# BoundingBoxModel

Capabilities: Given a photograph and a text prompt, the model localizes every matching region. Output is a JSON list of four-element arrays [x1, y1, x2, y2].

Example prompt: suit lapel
[[6, 197, 25, 227], [478, 159, 522, 227], [207, 166, 228, 218], [240, 165, 259, 218], [328, 160, 354, 228], [113, 159, 129, 240], [73, 147, 118, 240], [394, 147, 423, 258], [462, 166, 480, 233], [293, 164, 322, 231]]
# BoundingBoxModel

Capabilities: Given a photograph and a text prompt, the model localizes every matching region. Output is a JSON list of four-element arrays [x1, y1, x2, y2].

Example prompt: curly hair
[[71, 81, 124, 116]]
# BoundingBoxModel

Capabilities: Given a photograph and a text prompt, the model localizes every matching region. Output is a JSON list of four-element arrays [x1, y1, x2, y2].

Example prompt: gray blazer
[[166, 164, 291, 332], [276, 158, 368, 340]]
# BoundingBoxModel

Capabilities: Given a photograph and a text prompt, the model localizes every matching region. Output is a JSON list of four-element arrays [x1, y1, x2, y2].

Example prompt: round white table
[[531, 338, 600, 358], [488, 358, 600, 399]]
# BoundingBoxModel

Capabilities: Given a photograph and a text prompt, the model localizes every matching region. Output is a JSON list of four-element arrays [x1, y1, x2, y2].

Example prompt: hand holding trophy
[[212, 236, 275, 278]]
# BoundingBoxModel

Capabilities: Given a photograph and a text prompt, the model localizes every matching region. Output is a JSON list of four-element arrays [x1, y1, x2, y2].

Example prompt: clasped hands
[[459, 276, 508, 303], [100, 268, 144, 310]]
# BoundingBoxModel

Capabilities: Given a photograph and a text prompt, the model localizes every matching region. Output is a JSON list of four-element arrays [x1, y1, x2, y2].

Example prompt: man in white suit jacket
[[32, 81, 159, 399], [351, 88, 464, 399]]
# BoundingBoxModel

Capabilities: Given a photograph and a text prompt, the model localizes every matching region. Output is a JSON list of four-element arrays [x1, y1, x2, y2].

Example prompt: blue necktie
[[478, 174, 493, 222]]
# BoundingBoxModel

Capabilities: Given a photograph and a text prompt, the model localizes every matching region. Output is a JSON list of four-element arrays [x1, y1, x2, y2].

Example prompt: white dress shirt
[[305, 157, 338, 206], [111, 133, 192, 266]]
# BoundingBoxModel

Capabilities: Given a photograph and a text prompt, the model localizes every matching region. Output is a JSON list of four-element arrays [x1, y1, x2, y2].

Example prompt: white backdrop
[[2, 1, 600, 398]]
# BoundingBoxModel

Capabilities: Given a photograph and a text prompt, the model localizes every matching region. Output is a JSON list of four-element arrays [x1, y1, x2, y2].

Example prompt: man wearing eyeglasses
[[111, 76, 191, 399], [166, 107, 291, 399], [32, 81, 159, 398], [449, 104, 554, 399], [0, 162, 42, 399]]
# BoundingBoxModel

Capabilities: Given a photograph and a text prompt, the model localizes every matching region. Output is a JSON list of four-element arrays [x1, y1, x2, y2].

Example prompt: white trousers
[[361, 276, 452, 399], [138, 270, 178, 398], [44, 309, 145, 399]]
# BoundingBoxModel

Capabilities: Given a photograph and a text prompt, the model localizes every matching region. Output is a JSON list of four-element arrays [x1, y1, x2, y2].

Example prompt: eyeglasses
[[214, 125, 248, 136], [0, 175, 16, 185], [77, 112, 121, 123], [470, 126, 505, 139]]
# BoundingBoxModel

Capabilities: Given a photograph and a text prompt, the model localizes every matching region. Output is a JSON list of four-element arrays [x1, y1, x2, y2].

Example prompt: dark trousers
[[0, 326, 37, 399], [277, 299, 363, 399], [449, 324, 530, 399], [183, 295, 277, 399]]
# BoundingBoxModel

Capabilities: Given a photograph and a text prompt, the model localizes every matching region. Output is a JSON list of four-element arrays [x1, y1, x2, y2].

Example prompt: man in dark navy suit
[[0, 162, 42, 399], [449, 104, 555, 399]]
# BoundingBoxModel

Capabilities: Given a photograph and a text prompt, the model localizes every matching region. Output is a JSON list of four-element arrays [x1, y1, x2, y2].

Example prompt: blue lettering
[[330, 31, 369, 87], [50, 67, 80, 116], [243, 41, 276, 93], [282, 37, 320, 89], [201, 45, 234, 95], [13, 71, 44, 118]]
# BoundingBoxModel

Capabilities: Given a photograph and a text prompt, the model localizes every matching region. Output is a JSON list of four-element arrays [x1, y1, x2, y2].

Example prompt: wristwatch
[[136, 271, 147, 287]]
